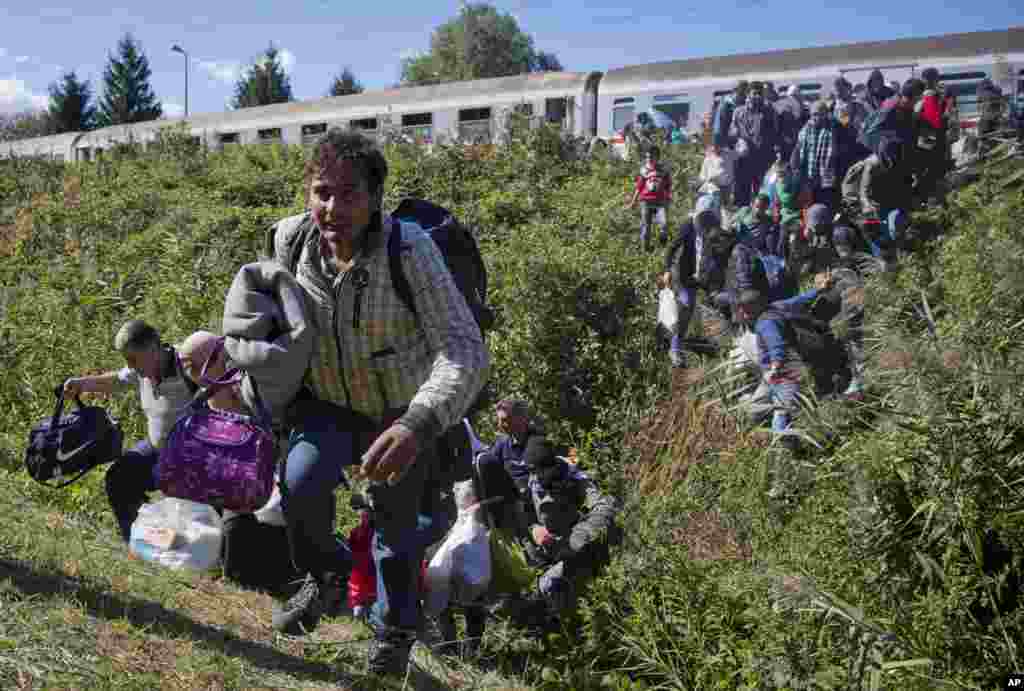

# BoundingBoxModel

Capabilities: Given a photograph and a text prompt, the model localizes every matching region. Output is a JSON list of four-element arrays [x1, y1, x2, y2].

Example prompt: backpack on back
[[858, 107, 901, 154], [25, 387, 124, 487], [269, 199, 494, 335], [388, 198, 495, 334]]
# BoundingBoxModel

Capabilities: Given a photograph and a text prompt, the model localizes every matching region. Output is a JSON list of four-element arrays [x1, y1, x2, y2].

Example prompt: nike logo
[[55, 440, 96, 462]]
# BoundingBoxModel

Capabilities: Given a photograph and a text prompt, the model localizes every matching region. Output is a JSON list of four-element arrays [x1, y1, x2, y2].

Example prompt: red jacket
[[918, 91, 946, 131], [635, 163, 672, 203]]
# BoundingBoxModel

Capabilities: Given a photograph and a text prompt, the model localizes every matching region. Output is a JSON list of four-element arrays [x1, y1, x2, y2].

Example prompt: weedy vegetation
[[0, 123, 1022, 689]]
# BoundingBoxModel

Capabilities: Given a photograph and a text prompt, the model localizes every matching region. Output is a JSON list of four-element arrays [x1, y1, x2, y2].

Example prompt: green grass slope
[[2, 126, 1023, 690]]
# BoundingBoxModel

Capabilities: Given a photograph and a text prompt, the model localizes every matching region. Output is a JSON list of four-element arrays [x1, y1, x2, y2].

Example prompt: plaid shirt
[[272, 213, 489, 435], [792, 118, 837, 189]]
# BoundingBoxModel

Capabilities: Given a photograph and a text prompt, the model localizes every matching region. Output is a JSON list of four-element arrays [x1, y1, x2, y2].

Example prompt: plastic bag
[[658, 288, 679, 333], [423, 489, 491, 616], [129, 498, 222, 572]]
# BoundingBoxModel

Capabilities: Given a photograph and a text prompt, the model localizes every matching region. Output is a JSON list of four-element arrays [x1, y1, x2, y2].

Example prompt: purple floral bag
[[156, 340, 276, 513]]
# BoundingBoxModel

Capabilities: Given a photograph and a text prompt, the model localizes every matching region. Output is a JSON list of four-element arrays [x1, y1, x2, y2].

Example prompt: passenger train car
[[2, 27, 1021, 163]]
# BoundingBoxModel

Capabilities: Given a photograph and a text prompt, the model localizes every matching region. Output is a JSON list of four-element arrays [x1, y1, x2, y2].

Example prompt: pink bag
[[156, 339, 276, 513]]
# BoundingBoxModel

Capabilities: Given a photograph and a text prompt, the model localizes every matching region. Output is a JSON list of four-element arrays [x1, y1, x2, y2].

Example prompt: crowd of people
[[644, 66, 991, 456], [61, 127, 621, 679], [45, 64, 1020, 680]]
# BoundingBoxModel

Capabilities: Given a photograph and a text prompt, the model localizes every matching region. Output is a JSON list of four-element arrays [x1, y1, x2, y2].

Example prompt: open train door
[[839, 63, 919, 89]]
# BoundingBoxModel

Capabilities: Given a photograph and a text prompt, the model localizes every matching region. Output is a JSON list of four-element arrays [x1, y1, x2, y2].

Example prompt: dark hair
[[647, 145, 661, 159], [303, 128, 389, 206], [114, 319, 160, 353], [921, 67, 940, 83], [901, 78, 924, 99]]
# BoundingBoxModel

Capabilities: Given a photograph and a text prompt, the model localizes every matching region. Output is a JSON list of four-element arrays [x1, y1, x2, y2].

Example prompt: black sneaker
[[368, 629, 416, 677], [272, 572, 323, 634]]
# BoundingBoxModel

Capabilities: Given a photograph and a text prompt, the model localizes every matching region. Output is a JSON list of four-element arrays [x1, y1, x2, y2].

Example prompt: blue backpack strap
[[387, 218, 417, 318]]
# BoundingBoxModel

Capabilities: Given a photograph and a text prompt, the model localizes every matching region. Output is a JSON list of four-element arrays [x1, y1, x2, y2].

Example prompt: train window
[[940, 71, 986, 82], [941, 72, 987, 118], [713, 90, 733, 98], [302, 123, 327, 144], [402, 112, 433, 127], [545, 98, 568, 124], [219, 133, 240, 145], [258, 128, 282, 144], [653, 102, 690, 129], [402, 112, 434, 144], [459, 108, 491, 122], [78, 147, 91, 162], [513, 103, 534, 116], [458, 108, 491, 143], [612, 104, 635, 132], [613, 97, 635, 105], [350, 118, 378, 132]]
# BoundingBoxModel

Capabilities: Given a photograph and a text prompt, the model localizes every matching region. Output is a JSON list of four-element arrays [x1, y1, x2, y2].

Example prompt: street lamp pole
[[171, 44, 189, 118]]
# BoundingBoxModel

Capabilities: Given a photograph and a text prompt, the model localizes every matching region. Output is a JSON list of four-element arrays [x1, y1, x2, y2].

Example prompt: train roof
[[2, 132, 82, 156], [601, 26, 1024, 93], [78, 70, 600, 145]]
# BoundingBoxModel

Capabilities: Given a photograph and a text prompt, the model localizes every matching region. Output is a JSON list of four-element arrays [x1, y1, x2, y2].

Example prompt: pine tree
[[327, 67, 364, 97], [48, 71, 96, 133], [232, 45, 294, 109], [96, 34, 162, 127]]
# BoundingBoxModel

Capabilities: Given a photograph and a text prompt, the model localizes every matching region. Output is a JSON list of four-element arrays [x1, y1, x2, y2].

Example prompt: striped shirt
[[274, 212, 489, 433]]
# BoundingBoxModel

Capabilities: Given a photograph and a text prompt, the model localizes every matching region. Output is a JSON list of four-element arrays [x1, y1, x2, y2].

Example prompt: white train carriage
[[1, 132, 84, 162], [598, 26, 1024, 155], [69, 69, 602, 160]]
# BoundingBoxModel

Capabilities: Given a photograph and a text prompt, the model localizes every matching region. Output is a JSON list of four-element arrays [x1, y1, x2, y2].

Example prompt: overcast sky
[[1, 1, 1020, 117]]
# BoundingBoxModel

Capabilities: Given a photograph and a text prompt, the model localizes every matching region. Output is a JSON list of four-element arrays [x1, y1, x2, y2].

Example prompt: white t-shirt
[[116, 354, 194, 449]]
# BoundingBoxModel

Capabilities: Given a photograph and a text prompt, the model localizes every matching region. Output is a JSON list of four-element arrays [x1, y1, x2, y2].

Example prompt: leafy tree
[[232, 45, 294, 109], [0, 111, 56, 141], [400, 2, 562, 86], [96, 33, 162, 127], [48, 71, 96, 133], [328, 67, 364, 97]]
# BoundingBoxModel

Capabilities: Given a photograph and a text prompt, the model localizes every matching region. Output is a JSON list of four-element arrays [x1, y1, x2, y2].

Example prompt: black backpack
[[388, 198, 495, 334], [272, 198, 494, 335], [25, 386, 124, 487]]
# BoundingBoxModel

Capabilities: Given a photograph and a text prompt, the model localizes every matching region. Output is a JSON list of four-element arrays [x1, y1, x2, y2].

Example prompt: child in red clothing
[[627, 146, 673, 251]]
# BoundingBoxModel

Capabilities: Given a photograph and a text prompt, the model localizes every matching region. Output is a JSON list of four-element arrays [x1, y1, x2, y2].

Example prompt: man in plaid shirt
[[266, 129, 489, 677], [790, 99, 841, 208]]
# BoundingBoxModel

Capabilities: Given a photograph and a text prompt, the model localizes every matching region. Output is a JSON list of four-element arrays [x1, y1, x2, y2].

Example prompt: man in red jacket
[[628, 146, 673, 251]]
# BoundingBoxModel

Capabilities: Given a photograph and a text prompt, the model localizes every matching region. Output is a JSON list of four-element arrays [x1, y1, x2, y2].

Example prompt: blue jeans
[[669, 287, 696, 358], [283, 400, 443, 635], [106, 440, 159, 542], [639, 202, 668, 249], [282, 407, 356, 581], [769, 379, 800, 433]]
